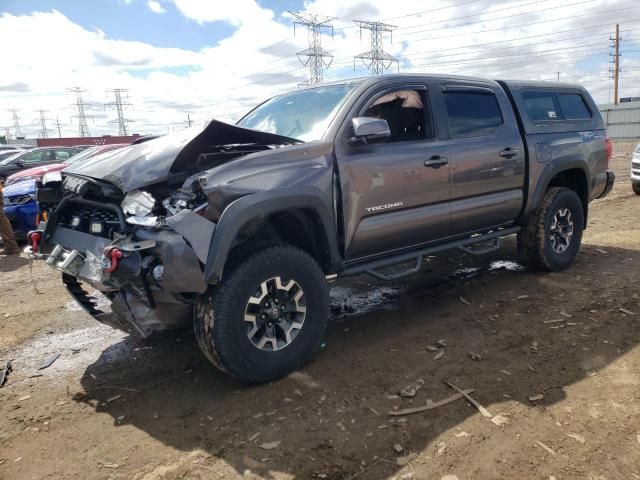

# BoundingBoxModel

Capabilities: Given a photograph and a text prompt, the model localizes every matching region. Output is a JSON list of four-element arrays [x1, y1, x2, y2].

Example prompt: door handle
[[424, 155, 448, 168], [499, 148, 519, 159]]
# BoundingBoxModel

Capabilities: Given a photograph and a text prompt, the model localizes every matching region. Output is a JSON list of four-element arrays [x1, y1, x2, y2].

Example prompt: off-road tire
[[632, 182, 640, 195], [518, 187, 584, 272], [194, 243, 329, 383]]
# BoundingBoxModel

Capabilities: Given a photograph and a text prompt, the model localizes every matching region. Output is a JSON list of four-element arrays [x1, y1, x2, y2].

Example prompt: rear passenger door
[[440, 84, 525, 236]]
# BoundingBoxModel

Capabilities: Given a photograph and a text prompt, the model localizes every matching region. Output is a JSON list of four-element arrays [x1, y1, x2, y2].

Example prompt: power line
[[394, 5, 640, 44], [289, 11, 335, 85], [7, 109, 22, 138], [67, 87, 92, 137], [353, 20, 398, 75], [396, 0, 599, 36], [105, 88, 132, 136]]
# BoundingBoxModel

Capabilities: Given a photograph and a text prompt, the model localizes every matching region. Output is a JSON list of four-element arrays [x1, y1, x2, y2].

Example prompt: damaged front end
[[29, 120, 298, 337]]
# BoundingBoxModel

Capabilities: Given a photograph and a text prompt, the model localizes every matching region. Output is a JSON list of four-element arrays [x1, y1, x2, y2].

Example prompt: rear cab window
[[522, 90, 592, 123]]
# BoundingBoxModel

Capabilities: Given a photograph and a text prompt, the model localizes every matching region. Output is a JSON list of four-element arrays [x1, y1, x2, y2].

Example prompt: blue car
[[3, 179, 38, 239]]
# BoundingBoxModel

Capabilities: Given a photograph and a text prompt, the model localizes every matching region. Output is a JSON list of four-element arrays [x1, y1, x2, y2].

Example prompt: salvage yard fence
[[599, 101, 640, 140]]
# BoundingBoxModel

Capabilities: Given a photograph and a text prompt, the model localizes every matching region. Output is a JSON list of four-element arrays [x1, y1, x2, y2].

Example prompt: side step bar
[[340, 227, 521, 281]]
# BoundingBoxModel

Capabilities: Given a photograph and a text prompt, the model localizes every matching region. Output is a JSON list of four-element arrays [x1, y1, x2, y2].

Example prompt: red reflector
[[103, 247, 123, 273], [605, 136, 613, 166]]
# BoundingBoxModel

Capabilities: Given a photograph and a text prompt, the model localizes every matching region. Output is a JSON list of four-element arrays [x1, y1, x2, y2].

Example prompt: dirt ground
[[1, 142, 639, 480]]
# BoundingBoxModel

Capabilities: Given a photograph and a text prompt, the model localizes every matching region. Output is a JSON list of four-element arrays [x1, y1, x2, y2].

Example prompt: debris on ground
[[434, 350, 445, 361], [566, 433, 586, 444], [468, 352, 482, 361], [259, 441, 281, 450], [459, 296, 471, 305], [399, 379, 425, 398], [619, 307, 637, 315], [389, 389, 475, 416], [529, 394, 545, 402], [19, 395, 31, 401], [535, 440, 556, 456], [393, 443, 404, 454], [445, 382, 493, 418], [396, 453, 417, 466], [0, 361, 12, 388], [38, 353, 61, 370], [490, 414, 509, 426]]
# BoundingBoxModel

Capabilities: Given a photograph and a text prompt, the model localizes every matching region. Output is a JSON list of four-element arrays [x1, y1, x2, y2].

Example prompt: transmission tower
[[105, 88, 132, 136], [353, 20, 399, 75], [289, 11, 335, 85], [35, 110, 50, 138], [8, 109, 23, 138], [67, 87, 92, 137], [55, 116, 63, 138]]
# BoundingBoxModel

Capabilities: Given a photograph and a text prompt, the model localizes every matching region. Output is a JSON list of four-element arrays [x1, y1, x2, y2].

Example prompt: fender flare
[[526, 158, 590, 217], [203, 187, 341, 283]]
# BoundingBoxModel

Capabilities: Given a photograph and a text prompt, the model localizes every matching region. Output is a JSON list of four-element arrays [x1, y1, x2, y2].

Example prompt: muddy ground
[[1, 142, 639, 480]]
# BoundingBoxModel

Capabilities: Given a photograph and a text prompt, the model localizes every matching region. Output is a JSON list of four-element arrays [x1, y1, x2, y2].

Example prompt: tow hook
[[104, 246, 123, 273], [27, 231, 42, 252]]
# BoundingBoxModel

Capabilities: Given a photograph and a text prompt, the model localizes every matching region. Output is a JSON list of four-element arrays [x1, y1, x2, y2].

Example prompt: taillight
[[605, 136, 613, 167]]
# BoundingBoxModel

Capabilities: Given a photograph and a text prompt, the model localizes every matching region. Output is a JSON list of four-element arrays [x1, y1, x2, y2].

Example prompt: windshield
[[0, 151, 24, 166], [237, 83, 357, 142]]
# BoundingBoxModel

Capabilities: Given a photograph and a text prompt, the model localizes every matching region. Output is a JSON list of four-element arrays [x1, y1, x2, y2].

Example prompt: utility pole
[[105, 88, 132, 136], [55, 116, 62, 138], [7, 109, 23, 138], [289, 11, 335, 85], [186, 113, 193, 127], [1, 126, 11, 141], [610, 24, 621, 105], [67, 87, 92, 137], [35, 110, 50, 138], [557, 72, 560, 82], [354, 20, 399, 75]]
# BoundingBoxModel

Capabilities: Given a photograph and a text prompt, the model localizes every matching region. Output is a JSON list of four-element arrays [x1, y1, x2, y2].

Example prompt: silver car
[[632, 143, 640, 195]]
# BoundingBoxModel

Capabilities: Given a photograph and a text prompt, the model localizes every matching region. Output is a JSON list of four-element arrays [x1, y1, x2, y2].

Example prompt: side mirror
[[15, 160, 24, 167], [350, 117, 390, 144]]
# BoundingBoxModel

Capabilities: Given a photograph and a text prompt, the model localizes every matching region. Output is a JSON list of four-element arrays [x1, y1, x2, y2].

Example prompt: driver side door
[[335, 84, 452, 261]]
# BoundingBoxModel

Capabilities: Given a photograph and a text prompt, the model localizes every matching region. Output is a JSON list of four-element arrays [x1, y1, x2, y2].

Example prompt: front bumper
[[597, 170, 615, 199], [36, 213, 213, 337], [631, 154, 640, 183]]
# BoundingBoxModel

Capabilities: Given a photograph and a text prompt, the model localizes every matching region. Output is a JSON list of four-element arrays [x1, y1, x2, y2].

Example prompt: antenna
[[105, 88, 133, 136], [353, 20, 399, 75], [67, 87, 92, 137], [289, 11, 335, 85]]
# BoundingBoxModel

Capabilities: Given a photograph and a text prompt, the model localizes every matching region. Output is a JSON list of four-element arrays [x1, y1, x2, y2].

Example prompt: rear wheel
[[518, 187, 584, 272], [194, 243, 329, 383], [632, 182, 640, 195]]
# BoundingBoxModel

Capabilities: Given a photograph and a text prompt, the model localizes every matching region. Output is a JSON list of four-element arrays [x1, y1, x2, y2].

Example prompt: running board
[[341, 227, 521, 281]]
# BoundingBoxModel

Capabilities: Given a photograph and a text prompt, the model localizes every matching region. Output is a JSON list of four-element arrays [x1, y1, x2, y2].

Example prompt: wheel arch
[[526, 161, 590, 225], [203, 188, 342, 283]]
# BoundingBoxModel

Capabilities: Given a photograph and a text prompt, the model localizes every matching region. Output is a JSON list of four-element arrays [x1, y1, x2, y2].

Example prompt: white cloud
[[147, 1, 166, 14], [0, 1, 639, 139]]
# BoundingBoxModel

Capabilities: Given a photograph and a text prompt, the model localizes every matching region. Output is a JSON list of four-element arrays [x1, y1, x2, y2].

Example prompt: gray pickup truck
[[31, 74, 614, 382]]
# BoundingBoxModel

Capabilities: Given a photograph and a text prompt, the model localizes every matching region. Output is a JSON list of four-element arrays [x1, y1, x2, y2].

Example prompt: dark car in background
[[0, 147, 82, 181], [0, 150, 25, 162], [5, 144, 129, 186]]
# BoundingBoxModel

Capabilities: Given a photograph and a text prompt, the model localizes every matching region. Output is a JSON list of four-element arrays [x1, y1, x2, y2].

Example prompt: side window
[[363, 89, 433, 142], [20, 151, 45, 164], [54, 150, 72, 161], [557, 93, 591, 120], [523, 91, 561, 121], [443, 90, 503, 138]]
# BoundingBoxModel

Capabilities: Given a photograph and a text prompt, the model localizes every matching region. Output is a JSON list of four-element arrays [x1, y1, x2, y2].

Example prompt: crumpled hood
[[62, 119, 298, 192]]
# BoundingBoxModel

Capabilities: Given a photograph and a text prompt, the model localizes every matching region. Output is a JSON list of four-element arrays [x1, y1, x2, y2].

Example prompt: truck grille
[[58, 204, 122, 239]]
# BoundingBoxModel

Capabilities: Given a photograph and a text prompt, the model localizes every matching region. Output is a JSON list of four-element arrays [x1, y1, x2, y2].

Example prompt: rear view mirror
[[351, 117, 391, 144]]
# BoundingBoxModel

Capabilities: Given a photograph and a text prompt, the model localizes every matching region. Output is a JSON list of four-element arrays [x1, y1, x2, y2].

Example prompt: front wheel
[[518, 187, 585, 272], [194, 243, 329, 383]]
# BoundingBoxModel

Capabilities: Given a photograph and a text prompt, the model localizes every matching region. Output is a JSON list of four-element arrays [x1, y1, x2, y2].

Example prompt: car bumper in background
[[3, 200, 39, 237]]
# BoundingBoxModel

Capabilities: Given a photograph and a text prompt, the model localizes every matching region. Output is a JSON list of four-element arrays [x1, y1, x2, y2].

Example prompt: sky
[[1, 0, 639, 138]]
